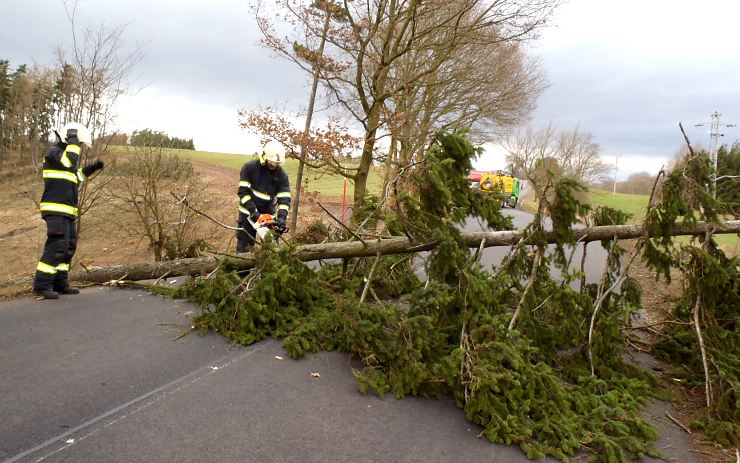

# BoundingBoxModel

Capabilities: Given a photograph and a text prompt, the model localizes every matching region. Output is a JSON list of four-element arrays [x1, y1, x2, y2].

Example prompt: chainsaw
[[247, 213, 288, 243]]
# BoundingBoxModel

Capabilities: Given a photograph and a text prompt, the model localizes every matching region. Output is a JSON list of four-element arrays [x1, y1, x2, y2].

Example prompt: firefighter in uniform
[[32, 122, 105, 299], [236, 140, 291, 252]]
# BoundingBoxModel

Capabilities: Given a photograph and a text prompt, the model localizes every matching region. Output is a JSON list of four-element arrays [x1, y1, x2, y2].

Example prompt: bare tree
[[252, 0, 348, 233], [253, 0, 560, 221], [504, 123, 557, 187], [111, 146, 209, 262], [506, 124, 611, 187], [54, 0, 144, 231], [54, 0, 143, 138], [556, 127, 611, 184], [332, 0, 559, 217], [385, 12, 548, 171]]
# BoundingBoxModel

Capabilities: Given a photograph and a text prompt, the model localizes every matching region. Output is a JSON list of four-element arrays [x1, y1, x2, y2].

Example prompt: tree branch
[[3, 220, 737, 287]]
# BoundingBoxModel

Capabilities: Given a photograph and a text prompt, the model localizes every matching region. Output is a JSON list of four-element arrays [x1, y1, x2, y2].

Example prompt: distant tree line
[[0, 57, 194, 174], [592, 172, 656, 195], [0, 60, 59, 170], [96, 133, 130, 146], [130, 129, 195, 150], [0, 52, 140, 172]]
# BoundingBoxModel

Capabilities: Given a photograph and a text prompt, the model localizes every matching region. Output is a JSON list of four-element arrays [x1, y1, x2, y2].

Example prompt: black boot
[[54, 269, 79, 294], [54, 286, 80, 295], [33, 289, 60, 299], [34, 269, 59, 299]]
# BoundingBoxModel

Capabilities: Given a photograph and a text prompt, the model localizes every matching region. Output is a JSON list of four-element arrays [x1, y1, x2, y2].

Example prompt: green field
[[109, 146, 382, 198], [588, 189, 738, 252], [588, 190, 649, 222]]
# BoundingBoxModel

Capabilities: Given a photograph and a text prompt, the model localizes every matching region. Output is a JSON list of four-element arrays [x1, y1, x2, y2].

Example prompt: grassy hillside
[[589, 189, 649, 221], [109, 146, 382, 198], [588, 188, 738, 252]]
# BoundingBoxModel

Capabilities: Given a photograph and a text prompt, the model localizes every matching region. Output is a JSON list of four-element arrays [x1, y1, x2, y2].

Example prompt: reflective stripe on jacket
[[237, 159, 291, 217], [39, 142, 101, 219]]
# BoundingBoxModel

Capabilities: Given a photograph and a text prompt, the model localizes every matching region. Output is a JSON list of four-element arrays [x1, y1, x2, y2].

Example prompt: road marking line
[[3, 339, 274, 463]]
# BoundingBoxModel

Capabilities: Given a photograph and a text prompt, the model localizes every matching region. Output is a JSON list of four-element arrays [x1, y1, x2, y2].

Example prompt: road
[[0, 209, 695, 463], [0, 288, 695, 463], [468, 209, 610, 284], [0, 287, 556, 463], [413, 208, 609, 285]]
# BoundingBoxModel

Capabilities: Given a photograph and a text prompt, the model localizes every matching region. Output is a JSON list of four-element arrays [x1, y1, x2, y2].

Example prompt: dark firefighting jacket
[[237, 159, 291, 220], [40, 142, 103, 219]]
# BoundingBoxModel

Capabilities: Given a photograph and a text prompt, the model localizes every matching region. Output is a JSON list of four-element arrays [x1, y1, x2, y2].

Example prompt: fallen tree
[[171, 131, 734, 462], [1, 220, 734, 287], [9, 131, 737, 460]]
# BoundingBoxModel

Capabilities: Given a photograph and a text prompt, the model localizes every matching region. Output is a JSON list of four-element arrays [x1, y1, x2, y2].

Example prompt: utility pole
[[290, 6, 332, 235], [612, 153, 619, 196], [695, 111, 736, 197]]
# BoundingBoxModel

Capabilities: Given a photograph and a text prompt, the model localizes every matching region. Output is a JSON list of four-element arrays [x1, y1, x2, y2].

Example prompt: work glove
[[93, 158, 105, 170], [249, 210, 260, 224], [274, 217, 287, 235]]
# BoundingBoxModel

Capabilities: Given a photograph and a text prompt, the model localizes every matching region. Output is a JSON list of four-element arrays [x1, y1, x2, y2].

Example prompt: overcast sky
[[3, 0, 740, 179]]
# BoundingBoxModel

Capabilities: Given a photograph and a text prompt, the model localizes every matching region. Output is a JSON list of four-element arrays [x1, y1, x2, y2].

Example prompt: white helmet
[[56, 122, 93, 147], [261, 140, 286, 165]]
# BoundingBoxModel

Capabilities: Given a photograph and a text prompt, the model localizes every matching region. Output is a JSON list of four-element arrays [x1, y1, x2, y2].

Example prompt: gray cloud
[[1, 0, 308, 109], [2, 0, 739, 165], [532, 43, 740, 160], [528, 0, 740, 165]]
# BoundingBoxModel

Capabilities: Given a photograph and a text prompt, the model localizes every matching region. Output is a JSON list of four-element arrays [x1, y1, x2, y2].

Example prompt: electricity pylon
[[695, 111, 736, 197]]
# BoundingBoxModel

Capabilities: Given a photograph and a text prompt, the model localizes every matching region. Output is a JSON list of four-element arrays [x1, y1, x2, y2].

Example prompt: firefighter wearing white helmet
[[260, 140, 286, 166], [236, 140, 291, 251], [32, 122, 105, 299], [55, 122, 94, 148]]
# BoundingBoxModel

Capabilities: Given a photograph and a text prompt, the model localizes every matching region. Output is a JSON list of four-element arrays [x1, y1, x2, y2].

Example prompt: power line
[[695, 111, 736, 197]]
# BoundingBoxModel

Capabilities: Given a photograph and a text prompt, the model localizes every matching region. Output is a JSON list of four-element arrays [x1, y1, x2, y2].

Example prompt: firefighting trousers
[[33, 215, 77, 291], [236, 212, 257, 252]]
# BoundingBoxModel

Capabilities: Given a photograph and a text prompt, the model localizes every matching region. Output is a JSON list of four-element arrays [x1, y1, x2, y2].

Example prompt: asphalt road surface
[[469, 208, 610, 284], [1, 287, 558, 463], [0, 214, 696, 462], [414, 209, 608, 285]]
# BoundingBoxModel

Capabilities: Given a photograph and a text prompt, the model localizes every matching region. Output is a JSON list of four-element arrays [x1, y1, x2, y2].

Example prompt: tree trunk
[[13, 219, 729, 285], [291, 9, 331, 235], [353, 113, 379, 223]]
